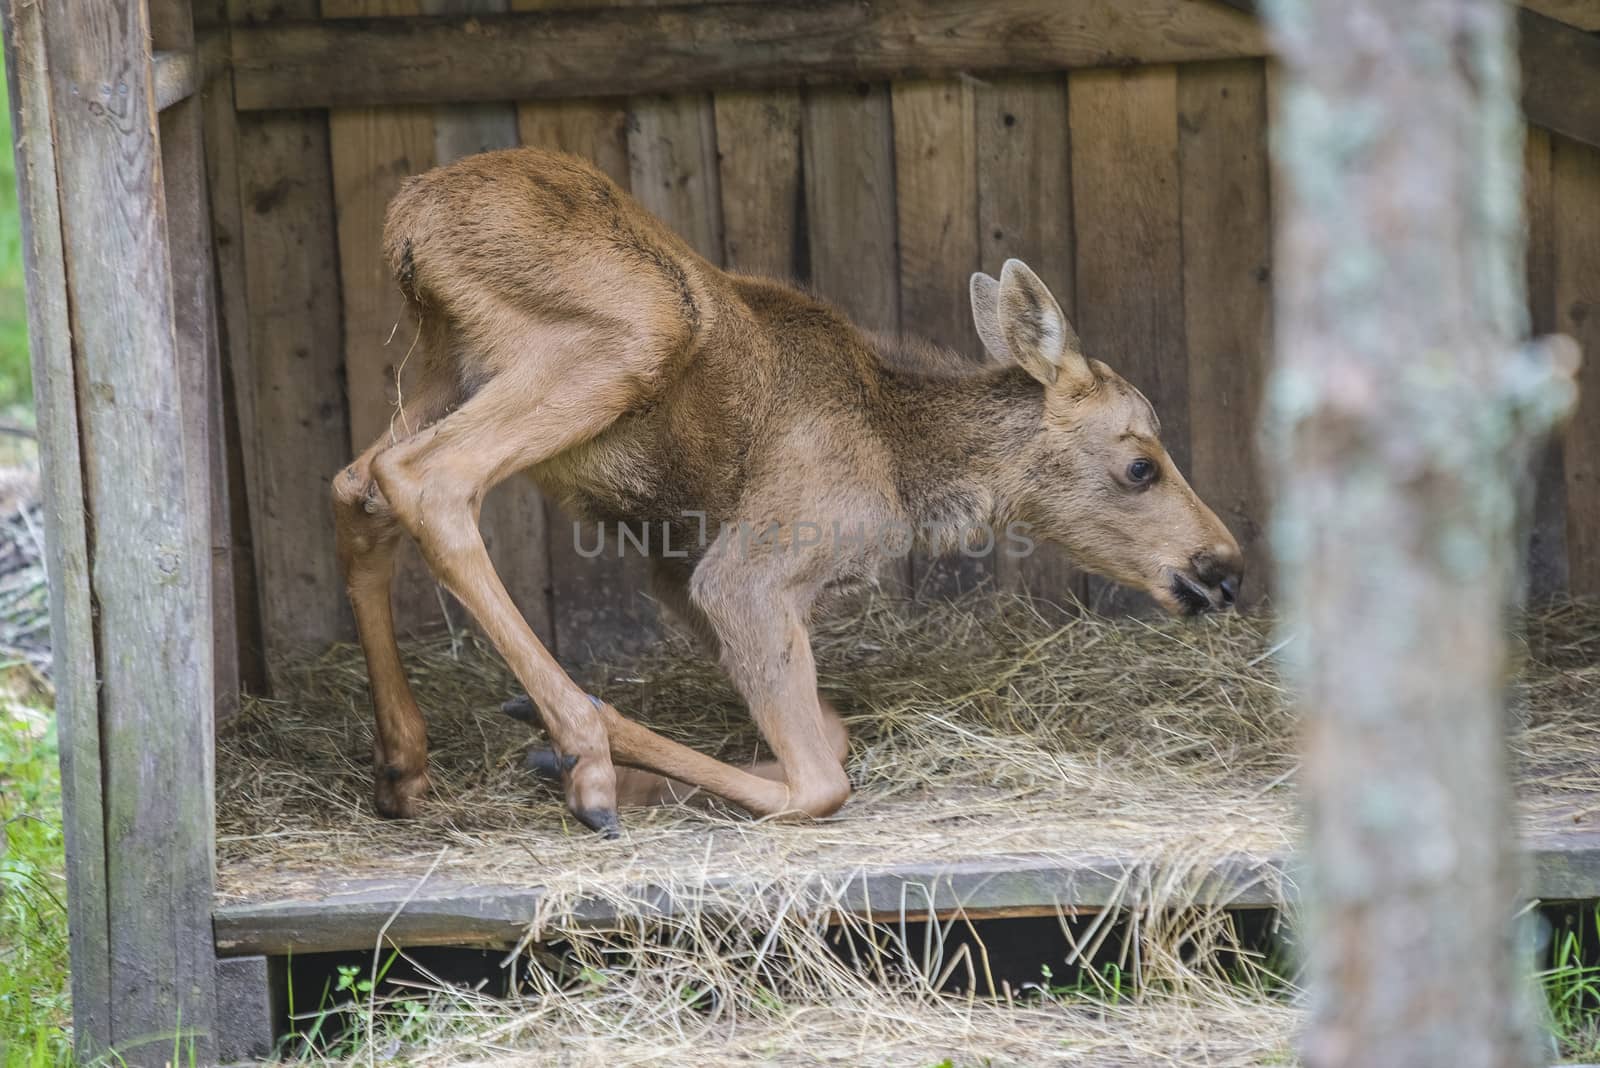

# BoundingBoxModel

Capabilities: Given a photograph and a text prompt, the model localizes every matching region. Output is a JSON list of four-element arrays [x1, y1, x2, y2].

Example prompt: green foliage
[[0, 51, 51, 1068], [278, 948, 441, 1062], [0, 711, 71, 1068], [1038, 960, 1132, 1004], [1540, 903, 1600, 1061], [0, 50, 28, 415]]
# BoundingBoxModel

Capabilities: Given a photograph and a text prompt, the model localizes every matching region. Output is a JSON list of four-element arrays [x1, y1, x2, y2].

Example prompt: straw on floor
[[214, 594, 1599, 1066]]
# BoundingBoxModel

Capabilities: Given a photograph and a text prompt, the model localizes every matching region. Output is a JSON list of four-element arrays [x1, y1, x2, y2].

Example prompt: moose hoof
[[373, 767, 430, 819], [524, 748, 577, 781], [501, 694, 537, 723], [523, 749, 621, 837], [573, 805, 622, 839], [503, 692, 608, 724]]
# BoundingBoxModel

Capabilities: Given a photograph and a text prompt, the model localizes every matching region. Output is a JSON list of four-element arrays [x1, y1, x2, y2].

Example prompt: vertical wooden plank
[[196, 0, 267, 693], [892, 79, 988, 597], [163, 101, 240, 720], [714, 90, 803, 279], [419, 0, 556, 646], [203, 300, 245, 715], [0, 3, 110, 1054], [214, 957, 276, 1063], [324, 0, 441, 635], [975, 74, 1081, 607], [515, 99, 632, 180], [629, 93, 724, 262], [802, 83, 908, 593], [234, 115, 350, 663], [1068, 66, 1185, 614], [802, 85, 900, 332], [1177, 60, 1272, 609], [515, 87, 650, 661], [1553, 133, 1600, 596], [591, 91, 724, 655], [894, 81, 980, 356], [231, 0, 350, 670], [153, 0, 238, 723], [1522, 125, 1569, 597], [39, 0, 217, 1057]]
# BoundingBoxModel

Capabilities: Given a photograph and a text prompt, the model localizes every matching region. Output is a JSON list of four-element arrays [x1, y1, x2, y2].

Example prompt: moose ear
[[969, 272, 1013, 363], [996, 259, 1093, 389]]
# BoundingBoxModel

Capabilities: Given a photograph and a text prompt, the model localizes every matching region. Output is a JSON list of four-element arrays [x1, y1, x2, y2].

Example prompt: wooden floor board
[[215, 822, 1600, 956]]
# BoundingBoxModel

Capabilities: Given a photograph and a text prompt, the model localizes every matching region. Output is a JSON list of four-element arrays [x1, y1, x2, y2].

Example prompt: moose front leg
[[649, 557, 849, 771], [684, 548, 854, 819], [513, 557, 851, 807]]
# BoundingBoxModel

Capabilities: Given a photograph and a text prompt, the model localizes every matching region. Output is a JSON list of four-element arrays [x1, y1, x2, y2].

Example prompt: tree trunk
[[1260, 1, 1579, 1066]]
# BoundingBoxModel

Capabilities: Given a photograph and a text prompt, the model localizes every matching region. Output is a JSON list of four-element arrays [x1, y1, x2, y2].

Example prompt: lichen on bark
[[1260, 1, 1579, 1065]]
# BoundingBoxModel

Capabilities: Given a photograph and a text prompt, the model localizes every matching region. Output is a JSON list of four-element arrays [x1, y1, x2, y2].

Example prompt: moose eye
[[1126, 458, 1157, 485]]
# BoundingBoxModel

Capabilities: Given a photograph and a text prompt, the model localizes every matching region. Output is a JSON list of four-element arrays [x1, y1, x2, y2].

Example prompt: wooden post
[[1262, 1, 1578, 1065], [0, 1, 112, 1055], [20, 0, 221, 1060]]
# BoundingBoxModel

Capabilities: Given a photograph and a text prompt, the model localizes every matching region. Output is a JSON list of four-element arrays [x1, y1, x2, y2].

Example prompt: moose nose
[[1192, 548, 1244, 610]]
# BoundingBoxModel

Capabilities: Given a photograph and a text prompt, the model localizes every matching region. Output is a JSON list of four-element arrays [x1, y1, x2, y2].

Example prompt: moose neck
[[877, 363, 1044, 542]]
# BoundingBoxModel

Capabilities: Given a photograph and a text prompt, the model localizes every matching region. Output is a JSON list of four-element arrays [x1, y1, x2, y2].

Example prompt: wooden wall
[[218, 13, 1600, 678]]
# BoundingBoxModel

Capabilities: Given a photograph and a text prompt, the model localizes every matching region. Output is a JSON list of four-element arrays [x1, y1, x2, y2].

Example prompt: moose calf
[[332, 148, 1243, 836]]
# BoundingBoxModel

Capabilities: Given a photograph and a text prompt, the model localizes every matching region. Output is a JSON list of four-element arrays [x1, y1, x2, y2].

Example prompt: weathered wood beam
[[214, 956, 277, 1063], [230, 0, 1266, 110], [229, 0, 1600, 149], [1210, 1, 1600, 151], [152, 49, 196, 110], [1522, 0, 1600, 32], [215, 852, 1290, 956], [37, 0, 219, 1060], [226, 0, 353, 673], [0, 0, 112, 1057], [1519, 7, 1600, 153], [213, 829, 1600, 957], [152, 33, 230, 111]]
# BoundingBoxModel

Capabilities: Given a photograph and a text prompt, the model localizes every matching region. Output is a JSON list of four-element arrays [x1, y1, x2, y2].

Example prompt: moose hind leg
[[333, 440, 432, 818], [365, 358, 789, 832], [370, 385, 630, 830]]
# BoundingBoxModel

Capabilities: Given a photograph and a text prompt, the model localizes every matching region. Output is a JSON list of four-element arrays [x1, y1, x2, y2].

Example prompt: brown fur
[[332, 148, 1242, 830]]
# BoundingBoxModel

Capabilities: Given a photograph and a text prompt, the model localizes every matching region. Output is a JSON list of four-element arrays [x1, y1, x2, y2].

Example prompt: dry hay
[[215, 594, 1599, 1066], [0, 466, 50, 690], [337, 983, 1301, 1067], [218, 596, 1309, 899]]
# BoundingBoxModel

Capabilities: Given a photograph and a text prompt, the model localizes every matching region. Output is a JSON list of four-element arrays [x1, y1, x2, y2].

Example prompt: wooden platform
[[213, 824, 1600, 957]]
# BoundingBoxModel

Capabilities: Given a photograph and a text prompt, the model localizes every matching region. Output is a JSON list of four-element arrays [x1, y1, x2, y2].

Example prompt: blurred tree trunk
[[1261, 1, 1579, 1066]]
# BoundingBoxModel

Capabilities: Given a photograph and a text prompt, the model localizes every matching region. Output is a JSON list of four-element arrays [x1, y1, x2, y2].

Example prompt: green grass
[[1540, 904, 1600, 1062], [0, 707, 71, 1068], [0, 45, 56, 1068], [0, 49, 29, 415]]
